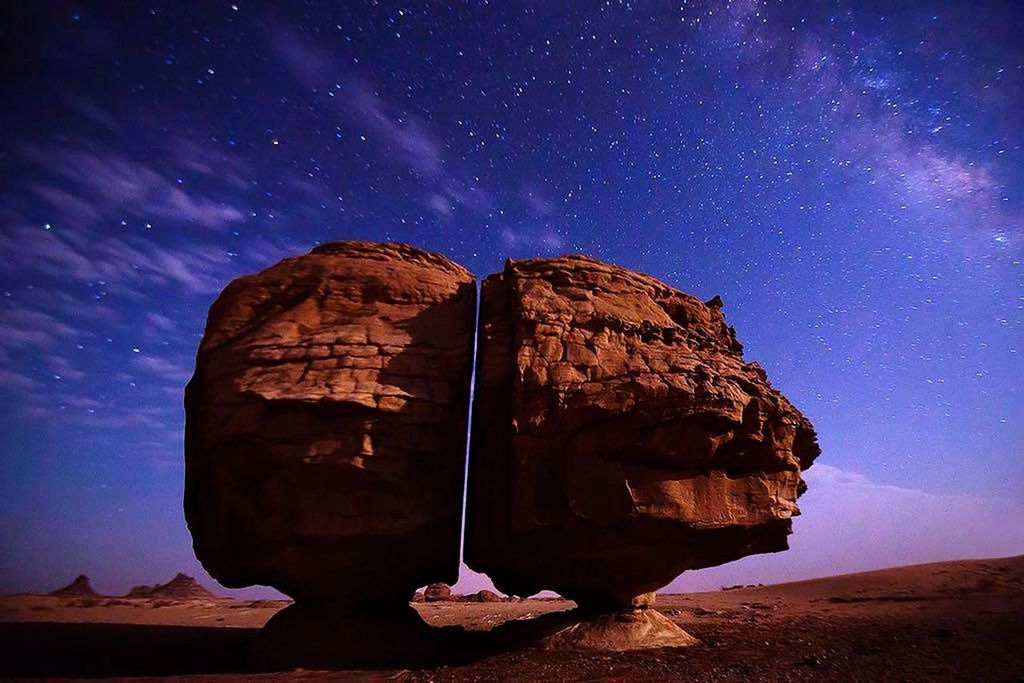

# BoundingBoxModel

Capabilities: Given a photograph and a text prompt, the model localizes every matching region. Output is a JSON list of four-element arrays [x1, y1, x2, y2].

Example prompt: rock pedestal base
[[540, 607, 698, 650], [492, 600, 697, 652]]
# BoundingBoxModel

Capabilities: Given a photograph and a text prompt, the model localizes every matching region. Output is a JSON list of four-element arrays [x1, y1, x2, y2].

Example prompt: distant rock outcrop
[[468, 589, 503, 603], [143, 573, 216, 600], [465, 255, 820, 646], [185, 241, 476, 607], [423, 582, 453, 602], [49, 575, 97, 597], [124, 574, 215, 600]]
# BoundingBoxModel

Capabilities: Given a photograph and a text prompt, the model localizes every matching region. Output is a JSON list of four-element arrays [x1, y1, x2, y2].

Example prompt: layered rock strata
[[185, 241, 476, 608]]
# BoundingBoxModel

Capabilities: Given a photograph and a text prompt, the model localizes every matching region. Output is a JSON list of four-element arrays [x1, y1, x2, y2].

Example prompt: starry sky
[[1, 1, 1022, 597]]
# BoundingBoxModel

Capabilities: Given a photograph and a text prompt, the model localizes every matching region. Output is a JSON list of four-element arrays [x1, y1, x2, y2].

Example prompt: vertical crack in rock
[[185, 243, 821, 657]]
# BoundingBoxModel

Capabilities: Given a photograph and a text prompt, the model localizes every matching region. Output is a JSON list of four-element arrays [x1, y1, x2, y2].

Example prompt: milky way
[[1, 2, 1021, 595]]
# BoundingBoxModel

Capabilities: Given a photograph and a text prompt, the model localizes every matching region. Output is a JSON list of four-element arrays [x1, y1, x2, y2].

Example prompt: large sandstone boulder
[[465, 255, 820, 611], [185, 241, 476, 607]]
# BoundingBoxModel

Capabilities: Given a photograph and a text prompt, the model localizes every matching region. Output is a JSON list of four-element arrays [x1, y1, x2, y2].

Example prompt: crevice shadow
[[0, 622, 260, 678]]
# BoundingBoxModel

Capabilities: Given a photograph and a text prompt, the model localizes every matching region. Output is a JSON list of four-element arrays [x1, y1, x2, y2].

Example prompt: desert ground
[[1, 556, 1021, 681]]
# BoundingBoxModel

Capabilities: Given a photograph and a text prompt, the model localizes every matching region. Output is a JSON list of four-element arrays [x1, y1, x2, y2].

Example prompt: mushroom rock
[[184, 241, 476, 664], [465, 255, 820, 648]]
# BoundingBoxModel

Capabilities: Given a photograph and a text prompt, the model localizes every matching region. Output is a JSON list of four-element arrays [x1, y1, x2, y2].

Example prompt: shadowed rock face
[[185, 241, 476, 606], [465, 255, 820, 609], [50, 575, 96, 597]]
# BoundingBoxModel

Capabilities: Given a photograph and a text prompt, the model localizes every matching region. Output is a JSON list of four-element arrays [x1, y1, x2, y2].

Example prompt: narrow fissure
[[455, 280, 482, 578]]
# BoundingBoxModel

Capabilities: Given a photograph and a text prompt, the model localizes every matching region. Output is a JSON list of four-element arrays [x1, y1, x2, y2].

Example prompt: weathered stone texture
[[185, 241, 475, 605], [465, 255, 820, 608]]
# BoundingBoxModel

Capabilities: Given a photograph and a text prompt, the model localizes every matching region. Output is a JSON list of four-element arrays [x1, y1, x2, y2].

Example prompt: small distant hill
[[49, 575, 97, 597], [125, 573, 216, 600]]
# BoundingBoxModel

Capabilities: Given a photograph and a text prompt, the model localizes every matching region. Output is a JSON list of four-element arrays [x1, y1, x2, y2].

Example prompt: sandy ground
[[1, 556, 1021, 681]]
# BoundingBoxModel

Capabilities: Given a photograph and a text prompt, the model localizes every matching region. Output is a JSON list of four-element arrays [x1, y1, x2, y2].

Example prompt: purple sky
[[0, 2, 1021, 598]]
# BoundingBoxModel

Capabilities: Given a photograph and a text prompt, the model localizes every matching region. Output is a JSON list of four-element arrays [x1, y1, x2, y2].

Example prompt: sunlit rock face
[[185, 241, 475, 606], [465, 255, 820, 609]]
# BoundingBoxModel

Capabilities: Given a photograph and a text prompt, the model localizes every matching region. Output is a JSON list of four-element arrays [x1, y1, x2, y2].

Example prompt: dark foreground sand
[[1, 556, 1021, 681]]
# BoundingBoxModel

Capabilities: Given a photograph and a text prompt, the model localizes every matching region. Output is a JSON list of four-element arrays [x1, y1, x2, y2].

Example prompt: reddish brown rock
[[49, 575, 97, 597], [185, 241, 476, 607], [423, 582, 453, 602], [470, 589, 504, 603], [465, 255, 820, 611]]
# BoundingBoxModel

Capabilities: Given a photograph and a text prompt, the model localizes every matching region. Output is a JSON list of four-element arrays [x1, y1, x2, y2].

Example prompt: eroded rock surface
[[465, 255, 820, 610], [185, 241, 476, 606]]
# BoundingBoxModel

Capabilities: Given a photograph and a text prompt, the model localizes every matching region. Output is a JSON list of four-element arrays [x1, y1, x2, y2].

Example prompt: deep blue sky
[[1, 1, 1021, 596]]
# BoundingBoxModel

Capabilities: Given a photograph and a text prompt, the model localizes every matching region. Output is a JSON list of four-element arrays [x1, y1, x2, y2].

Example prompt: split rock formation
[[185, 243, 820, 657]]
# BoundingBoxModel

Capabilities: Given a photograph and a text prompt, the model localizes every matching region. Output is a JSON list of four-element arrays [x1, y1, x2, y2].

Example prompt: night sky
[[1, 1, 1022, 597]]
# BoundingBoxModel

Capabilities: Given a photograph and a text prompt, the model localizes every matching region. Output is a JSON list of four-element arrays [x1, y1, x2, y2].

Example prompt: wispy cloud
[[520, 185, 555, 216], [145, 312, 176, 332], [268, 25, 333, 91], [172, 137, 252, 190], [426, 193, 454, 219], [30, 185, 100, 224], [351, 86, 444, 179], [0, 225, 233, 294], [134, 354, 191, 384], [21, 141, 246, 230], [0, 307, 81, 348], [46, 355, 87, 381], [0, 369, 43, 392], [269, 26, 492, 219], [71, 96, 118, 130], [50, 404, 181, 431], [0, 127, 303, 449], [501, 226, 565, 252]]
